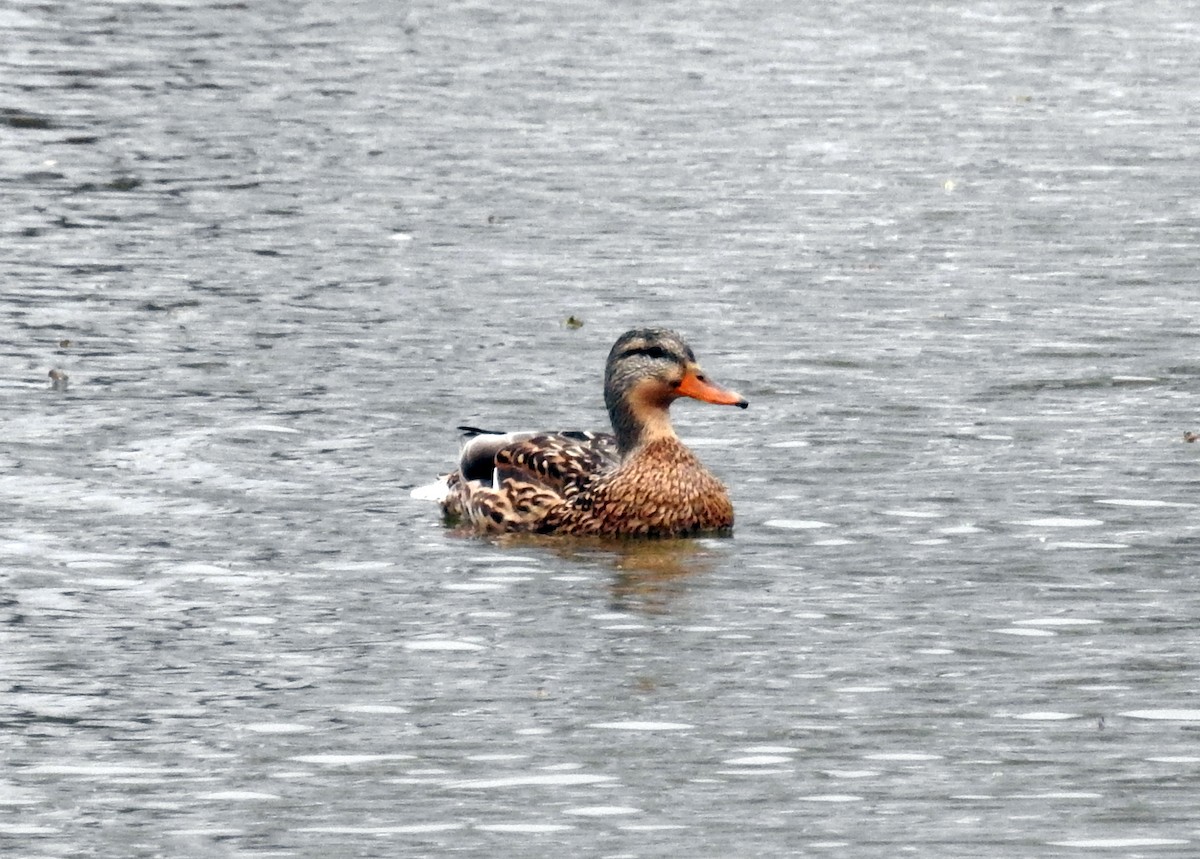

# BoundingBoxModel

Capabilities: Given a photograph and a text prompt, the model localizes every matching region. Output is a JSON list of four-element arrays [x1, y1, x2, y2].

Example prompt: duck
[[423, 328, 749, 538]]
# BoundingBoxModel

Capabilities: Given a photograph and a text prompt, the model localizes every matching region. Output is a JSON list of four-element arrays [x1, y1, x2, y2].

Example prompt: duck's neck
[[608, 395, 677, 456]]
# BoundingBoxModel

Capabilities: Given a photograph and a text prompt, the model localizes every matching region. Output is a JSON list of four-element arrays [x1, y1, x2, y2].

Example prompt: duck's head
[[604, 328, 748, 453]]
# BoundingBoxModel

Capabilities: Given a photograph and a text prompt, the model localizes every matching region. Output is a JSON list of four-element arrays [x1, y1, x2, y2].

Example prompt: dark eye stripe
[[619, 344, 677, 362]]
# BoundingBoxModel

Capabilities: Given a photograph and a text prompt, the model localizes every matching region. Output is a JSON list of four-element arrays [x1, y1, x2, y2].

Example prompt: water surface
[[3, 1, 1199, 856]]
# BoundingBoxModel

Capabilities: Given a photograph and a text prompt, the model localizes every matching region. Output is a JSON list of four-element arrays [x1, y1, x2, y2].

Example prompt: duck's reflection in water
[[491, 533, 725, 615], [606, 539, 720, 614]]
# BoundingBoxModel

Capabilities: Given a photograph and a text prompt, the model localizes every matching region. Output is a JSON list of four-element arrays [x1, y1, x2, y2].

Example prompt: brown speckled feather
[[539, 438, 734, 538], [496, 432, 618, 498], [444, 431, 619, 533]]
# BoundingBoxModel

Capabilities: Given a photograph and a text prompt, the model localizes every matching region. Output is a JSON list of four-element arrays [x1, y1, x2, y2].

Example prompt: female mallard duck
[[426, 328, 748, 538]]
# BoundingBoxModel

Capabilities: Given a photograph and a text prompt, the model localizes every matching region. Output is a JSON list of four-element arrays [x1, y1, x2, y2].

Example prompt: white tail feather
[[410, 475, 451, 502]]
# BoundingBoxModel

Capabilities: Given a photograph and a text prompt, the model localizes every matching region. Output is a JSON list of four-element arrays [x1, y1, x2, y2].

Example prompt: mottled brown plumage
[[430, 328, 748, 538]]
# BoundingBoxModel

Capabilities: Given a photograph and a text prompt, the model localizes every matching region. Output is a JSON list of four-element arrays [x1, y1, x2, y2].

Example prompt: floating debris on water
[[48, 369, 69, 390], [1, 108, 55, 129], [107, 175, 142, 191], [565, 315, 584, 329]]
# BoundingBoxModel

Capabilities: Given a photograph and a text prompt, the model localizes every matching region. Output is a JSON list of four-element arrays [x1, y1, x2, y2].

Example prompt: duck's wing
[[493, 431, 618, 497], [443, 427, 617, 532], [456, 426, 617, 495]]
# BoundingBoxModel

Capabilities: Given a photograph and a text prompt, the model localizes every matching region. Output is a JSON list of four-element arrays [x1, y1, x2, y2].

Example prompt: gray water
[[4, 1, 1199, 856]]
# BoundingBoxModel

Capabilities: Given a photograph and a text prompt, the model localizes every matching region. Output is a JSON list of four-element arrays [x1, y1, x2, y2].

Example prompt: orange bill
[[677, 369, 749, 408]]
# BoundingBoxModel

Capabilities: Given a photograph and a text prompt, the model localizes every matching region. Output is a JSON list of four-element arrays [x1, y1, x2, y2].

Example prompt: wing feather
[[444, 428, 618, 531]]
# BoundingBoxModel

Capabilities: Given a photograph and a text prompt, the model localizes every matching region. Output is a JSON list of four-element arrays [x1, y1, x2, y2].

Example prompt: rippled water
[[4, 1, 1199, 856]]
